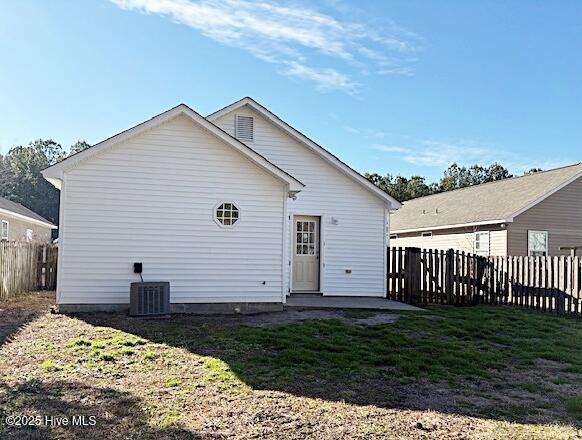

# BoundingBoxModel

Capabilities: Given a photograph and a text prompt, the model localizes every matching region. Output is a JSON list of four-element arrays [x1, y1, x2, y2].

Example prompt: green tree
[[69, 140, 91, 156], [364, 173, 435, 202], [437, 162, 512, 191], [0, 139, 65, 225], [366, 162, 514, 202]]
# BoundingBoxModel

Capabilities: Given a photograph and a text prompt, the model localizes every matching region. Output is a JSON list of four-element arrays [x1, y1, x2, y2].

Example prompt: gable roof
[[391, 163, 582, 233], [42, 104, 304, 192], [207, 97, 401, 208], [0, 197, 56, 228]]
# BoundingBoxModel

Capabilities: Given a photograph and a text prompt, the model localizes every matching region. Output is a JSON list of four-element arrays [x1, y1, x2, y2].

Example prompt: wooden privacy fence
[[388, 247, 582, 315], [0, 242, 58, 301]]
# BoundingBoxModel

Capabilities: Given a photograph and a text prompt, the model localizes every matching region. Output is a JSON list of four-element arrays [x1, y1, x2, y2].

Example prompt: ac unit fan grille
[[130, 282, 170, 316]]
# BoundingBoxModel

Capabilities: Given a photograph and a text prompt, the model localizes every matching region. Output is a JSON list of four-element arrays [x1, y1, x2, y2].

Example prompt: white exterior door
[[292, 216, 320, 291]]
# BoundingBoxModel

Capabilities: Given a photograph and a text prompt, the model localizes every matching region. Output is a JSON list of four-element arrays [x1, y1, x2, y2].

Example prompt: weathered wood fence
[[0, 242, 58, 301], [388, 247, 582, 315]]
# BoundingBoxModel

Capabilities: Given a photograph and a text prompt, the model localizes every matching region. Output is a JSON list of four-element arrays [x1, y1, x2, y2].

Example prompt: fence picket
[[386, 246, 582, 315], [0, 242, 57, 301]]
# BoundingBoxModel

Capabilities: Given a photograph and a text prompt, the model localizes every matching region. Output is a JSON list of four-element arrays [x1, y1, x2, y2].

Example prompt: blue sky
[[1, 0, 581, 182]]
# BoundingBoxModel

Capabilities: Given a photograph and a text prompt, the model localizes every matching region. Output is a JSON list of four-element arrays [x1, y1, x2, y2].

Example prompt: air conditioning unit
[[130, 282, 170, 316]]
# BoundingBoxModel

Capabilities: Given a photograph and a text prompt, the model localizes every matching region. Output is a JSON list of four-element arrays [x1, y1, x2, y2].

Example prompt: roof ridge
[[402, 162, 582, 205], [207, 96, 402, 207]]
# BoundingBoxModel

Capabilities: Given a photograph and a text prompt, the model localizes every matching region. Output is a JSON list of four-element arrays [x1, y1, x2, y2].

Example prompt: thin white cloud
[[110, 0, 421, 93], [403, 140, 494, 167], [343, 125, 360, 134], [371, 139, 500, 168], [371, 144, 410, 153]]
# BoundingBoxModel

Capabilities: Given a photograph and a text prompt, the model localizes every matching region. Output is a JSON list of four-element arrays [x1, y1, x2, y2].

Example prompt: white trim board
[[392, 219, 509, 234], [42, 104, 304, 193], [0, 208, 57, 229], [208, 97, 401, 209]]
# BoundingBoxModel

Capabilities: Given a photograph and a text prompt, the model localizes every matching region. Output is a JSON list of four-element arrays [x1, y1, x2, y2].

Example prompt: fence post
[[404, 247, 421, 306], [445, 249, 454, 304]]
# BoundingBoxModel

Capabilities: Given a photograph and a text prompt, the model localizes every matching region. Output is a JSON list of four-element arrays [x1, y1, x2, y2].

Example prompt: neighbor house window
[[474, 231, 490, 256], [421, 231, 433, 238], [26, 229, 33, 242], [1, 221, 8, 240], [528, 230, 548, 256], [215, 202, 239, 227]]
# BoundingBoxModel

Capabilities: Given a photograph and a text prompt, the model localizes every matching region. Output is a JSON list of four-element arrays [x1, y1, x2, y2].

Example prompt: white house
[[42, 98, 401, 312]]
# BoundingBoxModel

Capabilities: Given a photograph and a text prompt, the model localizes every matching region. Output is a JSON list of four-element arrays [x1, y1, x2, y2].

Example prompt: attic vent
[[235, 115, 254, 142], [130, 282, 170, 316]]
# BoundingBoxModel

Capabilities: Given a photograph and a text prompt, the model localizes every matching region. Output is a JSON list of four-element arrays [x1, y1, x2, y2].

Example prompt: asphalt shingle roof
[[0, 196, 54, 226], [391, 163, 582, 232]]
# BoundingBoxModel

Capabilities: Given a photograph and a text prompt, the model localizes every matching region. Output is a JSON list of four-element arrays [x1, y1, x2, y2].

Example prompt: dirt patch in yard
[[1, 293, 582, 439], [0, 292, 53, 347]]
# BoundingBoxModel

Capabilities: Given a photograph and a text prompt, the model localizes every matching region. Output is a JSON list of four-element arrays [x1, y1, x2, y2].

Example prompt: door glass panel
[[296, 220, 316, 255]]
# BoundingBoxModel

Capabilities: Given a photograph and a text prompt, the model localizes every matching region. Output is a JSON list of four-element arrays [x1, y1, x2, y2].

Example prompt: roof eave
[[41, 104, 304, 192], [0, 207, 57, 229], [391, 219, 511, 234], [208, 97, 401, 209]]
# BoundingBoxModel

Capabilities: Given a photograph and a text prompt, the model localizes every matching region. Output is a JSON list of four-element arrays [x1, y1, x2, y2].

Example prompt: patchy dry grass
[[1, 293, 582, 439]]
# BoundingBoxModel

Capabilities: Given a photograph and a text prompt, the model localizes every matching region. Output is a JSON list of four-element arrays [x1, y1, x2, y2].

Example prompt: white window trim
[[1, 220, 8, 240], [528, 230, 548, 257], [421, 231, 433, 238], [213, 201, 241, 229], [26, 228, 33, 242], [474, 231, 490, 255], [234, 114, 254, 142]]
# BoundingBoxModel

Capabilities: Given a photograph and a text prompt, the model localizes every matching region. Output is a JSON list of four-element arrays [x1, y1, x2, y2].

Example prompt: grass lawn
[[1, 293, 582, 439]]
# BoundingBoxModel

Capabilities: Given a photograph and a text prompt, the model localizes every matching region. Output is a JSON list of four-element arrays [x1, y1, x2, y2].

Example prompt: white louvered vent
[[235, 115, 254, 142]]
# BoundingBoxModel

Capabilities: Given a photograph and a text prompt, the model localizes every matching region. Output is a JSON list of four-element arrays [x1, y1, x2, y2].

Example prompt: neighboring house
[[391, 163, 582, 257], [0, 196, 56, 243], [42, 98, 401, 312]]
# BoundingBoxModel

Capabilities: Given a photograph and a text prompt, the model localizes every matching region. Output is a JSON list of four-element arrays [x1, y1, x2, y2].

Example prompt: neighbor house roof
[[207, 97, 402, 208], [391, 163, 582, 233], [42, 104, 304, 192], [0, 196, 56, 228]]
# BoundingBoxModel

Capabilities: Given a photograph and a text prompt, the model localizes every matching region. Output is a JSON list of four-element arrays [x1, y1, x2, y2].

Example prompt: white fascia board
[[0, 208, 57, 229], [208, 97, 401, 209], [392, 219, 510, 234], [41, 104, 304, 192]]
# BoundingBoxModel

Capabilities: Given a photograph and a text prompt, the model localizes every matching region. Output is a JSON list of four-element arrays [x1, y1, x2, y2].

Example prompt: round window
[[215, 202, 239, 227]]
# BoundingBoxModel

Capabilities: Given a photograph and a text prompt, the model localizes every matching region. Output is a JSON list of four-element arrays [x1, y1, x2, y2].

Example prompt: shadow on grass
[[0, 379, 204, 440], [74, 306, 582, 428], [0, 293, 53, 348]]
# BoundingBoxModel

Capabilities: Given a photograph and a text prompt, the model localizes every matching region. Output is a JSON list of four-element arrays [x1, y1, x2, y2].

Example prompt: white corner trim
[[208, 97, 401, 209]]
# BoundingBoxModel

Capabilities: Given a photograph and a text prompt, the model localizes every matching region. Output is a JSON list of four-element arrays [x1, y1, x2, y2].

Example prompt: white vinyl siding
[[59, 115, 286, 305], [214, 107, 387, 297], [392, 228, 507, 256]]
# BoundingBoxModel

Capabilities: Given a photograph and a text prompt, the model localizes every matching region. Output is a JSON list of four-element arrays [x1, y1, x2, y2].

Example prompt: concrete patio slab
[[284, 294, 423, 311]]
